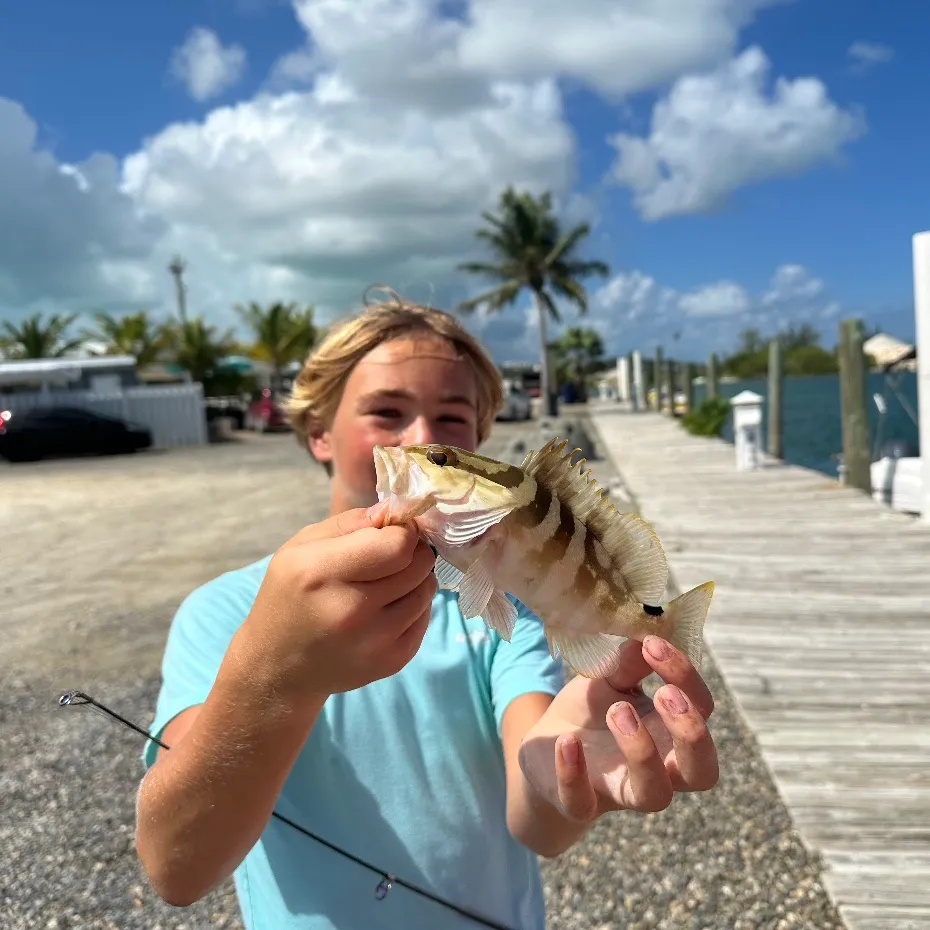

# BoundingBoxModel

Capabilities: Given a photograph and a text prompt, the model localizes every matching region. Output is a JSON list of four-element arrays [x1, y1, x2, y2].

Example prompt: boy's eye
[[371, 408, 401, 418]]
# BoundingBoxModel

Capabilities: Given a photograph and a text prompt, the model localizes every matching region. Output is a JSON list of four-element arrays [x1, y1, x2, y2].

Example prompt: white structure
[[616, 356, 631, 404], [912, 231, 930, 521], [731, 390, 763, 471], [0, 384, 208, 449], [632, 351, 644, 411], [864, 332, 915, 370]]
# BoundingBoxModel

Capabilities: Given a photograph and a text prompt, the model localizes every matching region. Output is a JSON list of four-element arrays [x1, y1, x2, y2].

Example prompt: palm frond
[[455, 281, 522, 315]]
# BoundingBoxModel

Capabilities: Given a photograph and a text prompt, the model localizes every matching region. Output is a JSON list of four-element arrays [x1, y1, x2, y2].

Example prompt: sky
[[0, 0, 926, 365]]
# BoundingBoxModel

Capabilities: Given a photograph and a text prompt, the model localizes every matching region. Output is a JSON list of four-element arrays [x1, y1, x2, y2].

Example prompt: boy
[[136, 297, 719, 930]]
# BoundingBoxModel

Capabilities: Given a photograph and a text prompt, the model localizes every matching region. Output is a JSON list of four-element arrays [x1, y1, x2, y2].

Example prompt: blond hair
[[284, 289, 504, 461]]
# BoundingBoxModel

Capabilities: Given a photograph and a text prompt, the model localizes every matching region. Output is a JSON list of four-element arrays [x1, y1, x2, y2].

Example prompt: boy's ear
[[307, 430, 333, 465]]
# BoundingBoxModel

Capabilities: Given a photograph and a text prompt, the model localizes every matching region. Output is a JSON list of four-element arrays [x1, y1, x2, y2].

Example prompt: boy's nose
[[404, 418, 439, 446]]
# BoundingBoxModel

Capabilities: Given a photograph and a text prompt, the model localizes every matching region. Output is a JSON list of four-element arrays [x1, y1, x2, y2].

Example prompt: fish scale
[[374, 437, 715, 679]]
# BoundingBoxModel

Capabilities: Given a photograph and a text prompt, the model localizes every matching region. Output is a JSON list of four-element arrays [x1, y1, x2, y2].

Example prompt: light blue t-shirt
[[142, 555, 565, 930]]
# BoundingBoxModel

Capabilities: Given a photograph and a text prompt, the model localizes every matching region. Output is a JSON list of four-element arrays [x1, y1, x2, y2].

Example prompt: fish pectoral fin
[[434, 555, 465, 590], [438, 506, 515, 546], [550, 630, 628, 679], [480, 589, 518, 642], [457, 556, 496, 620]]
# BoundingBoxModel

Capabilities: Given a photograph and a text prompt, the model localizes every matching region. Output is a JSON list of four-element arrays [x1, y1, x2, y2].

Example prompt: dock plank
[[588, 408, 930, 930]]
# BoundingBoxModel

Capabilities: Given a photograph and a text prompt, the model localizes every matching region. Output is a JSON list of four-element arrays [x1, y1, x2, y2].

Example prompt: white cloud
[[608, 46, 866, 220], [169, 27, 247, 102], [579, 262, 840, 356], [847, 41, 894, 72], [0, 98, 163, 312], [0, 0, 862, 367]]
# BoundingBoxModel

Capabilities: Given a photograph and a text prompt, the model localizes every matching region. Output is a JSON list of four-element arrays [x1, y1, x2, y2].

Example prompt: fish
[[372, 437, 714, 679]]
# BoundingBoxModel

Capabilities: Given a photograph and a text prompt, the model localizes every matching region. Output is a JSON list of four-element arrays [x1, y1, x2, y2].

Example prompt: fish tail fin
[[661, 581, 715, 670]]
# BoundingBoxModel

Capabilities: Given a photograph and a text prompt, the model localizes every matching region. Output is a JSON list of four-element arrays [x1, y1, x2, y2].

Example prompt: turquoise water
[[691, 372, 920, 478]]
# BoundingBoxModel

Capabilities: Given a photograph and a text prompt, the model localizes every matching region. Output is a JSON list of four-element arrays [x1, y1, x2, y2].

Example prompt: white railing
[[0, 384, 209, 449]]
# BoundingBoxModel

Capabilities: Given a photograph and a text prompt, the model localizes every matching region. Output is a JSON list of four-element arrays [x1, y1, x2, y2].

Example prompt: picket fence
[[0, 383, 209, 449]]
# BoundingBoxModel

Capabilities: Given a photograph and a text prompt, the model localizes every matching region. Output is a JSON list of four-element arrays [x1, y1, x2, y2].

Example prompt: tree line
[[1, 184, 869, 406]]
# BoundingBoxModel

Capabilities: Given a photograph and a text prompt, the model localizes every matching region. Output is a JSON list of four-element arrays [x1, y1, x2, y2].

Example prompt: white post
[[632, 351, 644, 411], [913, 232, 930, 521], [730, 390, 763, 471], [617, 355, 631, 404]]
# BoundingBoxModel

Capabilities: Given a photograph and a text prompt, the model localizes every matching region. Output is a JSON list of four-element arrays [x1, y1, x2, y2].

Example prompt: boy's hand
[[242, 505, 437, 699]]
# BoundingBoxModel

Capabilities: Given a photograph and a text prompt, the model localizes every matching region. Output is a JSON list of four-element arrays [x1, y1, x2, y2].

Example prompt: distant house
[[0, 355, 140, 394]]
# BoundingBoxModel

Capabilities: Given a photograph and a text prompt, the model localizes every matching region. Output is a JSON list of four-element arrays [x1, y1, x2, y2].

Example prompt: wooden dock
[[587, 407, 930, 930]]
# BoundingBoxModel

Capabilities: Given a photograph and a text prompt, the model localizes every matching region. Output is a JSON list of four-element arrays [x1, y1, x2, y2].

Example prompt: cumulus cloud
[[169, 27, 247, 102], [608, 46, 866, 220], [0, 0, 861, 366], [847, 41, 894, 73], [0, 98, 163, 313], [577, 262, 841, 357]]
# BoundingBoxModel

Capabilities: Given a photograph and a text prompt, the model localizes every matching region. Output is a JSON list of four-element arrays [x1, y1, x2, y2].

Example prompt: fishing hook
[[57, 690, 517, 930]]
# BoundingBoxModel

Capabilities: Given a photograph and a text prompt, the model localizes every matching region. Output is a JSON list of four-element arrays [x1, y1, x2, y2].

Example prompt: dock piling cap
[[730, 390, 763, 406]]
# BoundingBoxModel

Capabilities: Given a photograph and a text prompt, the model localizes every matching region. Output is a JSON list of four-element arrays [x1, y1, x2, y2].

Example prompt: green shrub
[[681, 396, 732, 437]]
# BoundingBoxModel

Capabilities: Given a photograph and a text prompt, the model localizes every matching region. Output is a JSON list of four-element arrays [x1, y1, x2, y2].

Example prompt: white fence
[[0, 384, 209, 449]]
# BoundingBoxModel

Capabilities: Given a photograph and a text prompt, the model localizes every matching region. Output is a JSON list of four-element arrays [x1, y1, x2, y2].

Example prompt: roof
[[0, 355, 137, 387], [864, 332, 914, 368]]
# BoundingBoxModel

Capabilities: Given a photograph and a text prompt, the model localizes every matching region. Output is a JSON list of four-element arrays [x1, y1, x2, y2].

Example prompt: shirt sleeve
[[140, 564, 262, 770], [489, 599, 565, 734]]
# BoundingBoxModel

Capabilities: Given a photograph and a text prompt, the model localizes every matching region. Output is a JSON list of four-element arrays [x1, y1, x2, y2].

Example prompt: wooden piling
[[662, 358, 673, 415], [767, 339, 783, 459], [706, 353, 718, 399], [653, 346, 663, 411], [680, 362, 693, 415], [838, 318, 872, 493]]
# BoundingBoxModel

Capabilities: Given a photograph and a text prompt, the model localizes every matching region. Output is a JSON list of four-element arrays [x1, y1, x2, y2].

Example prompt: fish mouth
[[374, 445, 407, 498]]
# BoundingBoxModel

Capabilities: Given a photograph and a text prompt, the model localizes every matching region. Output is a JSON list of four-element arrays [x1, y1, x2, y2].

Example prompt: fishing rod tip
[[57, 690, 91, 707]]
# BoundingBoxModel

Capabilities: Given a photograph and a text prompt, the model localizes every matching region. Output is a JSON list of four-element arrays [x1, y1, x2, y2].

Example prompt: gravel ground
[[1, 421, 847, 930]]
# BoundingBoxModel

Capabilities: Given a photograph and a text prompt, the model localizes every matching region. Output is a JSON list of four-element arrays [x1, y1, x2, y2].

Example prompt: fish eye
[[427, 449, 448, 467]]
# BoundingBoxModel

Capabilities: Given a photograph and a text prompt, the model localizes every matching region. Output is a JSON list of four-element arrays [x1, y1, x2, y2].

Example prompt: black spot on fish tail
[[643, 603, 664, 616]]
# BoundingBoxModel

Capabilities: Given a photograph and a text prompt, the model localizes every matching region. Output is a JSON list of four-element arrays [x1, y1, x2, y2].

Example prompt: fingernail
[[559, 735, 579, 765], [610, 702, 640, 736], [662, 685, 689, 715], [644, 636, 670, 661]]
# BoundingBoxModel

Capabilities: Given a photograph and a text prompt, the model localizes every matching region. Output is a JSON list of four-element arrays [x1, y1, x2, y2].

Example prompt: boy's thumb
[[289, 502, 392, 546]]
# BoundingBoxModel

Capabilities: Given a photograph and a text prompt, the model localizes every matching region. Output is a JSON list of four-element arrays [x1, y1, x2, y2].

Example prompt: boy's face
[[309, 336, 482, 514]]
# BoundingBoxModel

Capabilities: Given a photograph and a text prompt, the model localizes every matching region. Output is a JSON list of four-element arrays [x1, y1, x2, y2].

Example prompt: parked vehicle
[[496, 379, 533, 421], [244, 388, 292, 432], [0, 406, 152, 463]]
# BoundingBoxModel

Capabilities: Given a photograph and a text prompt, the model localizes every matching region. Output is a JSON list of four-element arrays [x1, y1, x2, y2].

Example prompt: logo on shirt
[[455, 630, 490, 647]]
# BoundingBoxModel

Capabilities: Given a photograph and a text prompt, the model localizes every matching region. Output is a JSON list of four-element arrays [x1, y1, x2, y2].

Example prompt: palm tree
[[161, 317, 236, 386], [553, 326, 605, 401], [83, 310, 167, 367], [0, 312, 84, 359], [455, 187, 609, 415], [234, 301, 317, 389]]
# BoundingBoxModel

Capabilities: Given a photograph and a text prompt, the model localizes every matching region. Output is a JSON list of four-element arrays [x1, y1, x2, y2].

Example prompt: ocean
[[691, 371, 921, 478]]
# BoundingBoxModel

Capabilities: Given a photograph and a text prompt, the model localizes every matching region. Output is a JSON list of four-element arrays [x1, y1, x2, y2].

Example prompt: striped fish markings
[[373, 438, 714, 679]]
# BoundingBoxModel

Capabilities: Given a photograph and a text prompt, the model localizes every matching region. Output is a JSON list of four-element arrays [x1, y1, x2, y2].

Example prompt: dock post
[[617, 355, 631, 405], [706, 353, 718, 400], [652, 346, 663, 411], [632, 350, 644, 411], [731, 390, 763, 470], [662, 358, 674, 415], [838, 319, 872, 494], [681, 362, 693, 415], [767, 339, 783, 459], [914, 233, 930, 521]]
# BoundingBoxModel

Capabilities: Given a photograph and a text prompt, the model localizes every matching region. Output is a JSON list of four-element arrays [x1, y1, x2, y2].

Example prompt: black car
[[0, 405, 153, 463]]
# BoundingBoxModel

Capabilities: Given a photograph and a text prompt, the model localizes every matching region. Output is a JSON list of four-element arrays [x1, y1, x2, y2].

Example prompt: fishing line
[[57, 690, 518, 930]]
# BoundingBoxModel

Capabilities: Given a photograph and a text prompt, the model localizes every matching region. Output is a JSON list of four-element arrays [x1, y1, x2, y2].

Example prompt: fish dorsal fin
[[524, 437, 669, 604]]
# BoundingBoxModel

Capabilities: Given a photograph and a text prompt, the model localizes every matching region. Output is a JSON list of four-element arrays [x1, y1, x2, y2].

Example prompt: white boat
[[868, 346, 922, 516]]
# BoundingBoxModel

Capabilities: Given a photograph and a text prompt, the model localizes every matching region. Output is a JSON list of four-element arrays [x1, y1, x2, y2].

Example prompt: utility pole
[[169, 256, 188, 325]]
